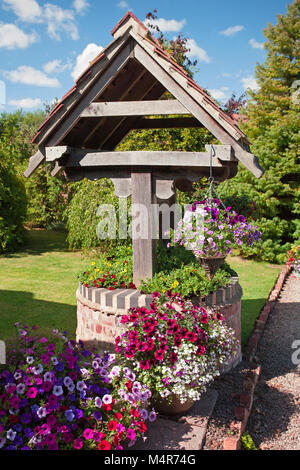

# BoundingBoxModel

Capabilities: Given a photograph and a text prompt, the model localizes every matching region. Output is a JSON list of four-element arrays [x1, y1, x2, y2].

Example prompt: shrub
[[0, 161, 27, 253], [65, 179, 131, 252]]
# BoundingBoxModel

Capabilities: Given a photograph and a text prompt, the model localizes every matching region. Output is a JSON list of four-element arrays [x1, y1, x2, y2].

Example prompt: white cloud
[[208, 86, 230, 102], [71, 43, 103, 81], [249, 38, 264, 50], [8, 97, 42, 108], [2, 0, 42, 22], [145, 17, 186, 33], [220, 25, 244, 37], [44, 3, 79, 41], [3, 1, 81, 41], [0, 23, 38, 49], [43, 59, 71, 74], [241, 75, 259, 91], [3, 65, 61, 87], [186, 38, 211, 63], [117, 1, 129, 8], [73, 0, 89, 14]]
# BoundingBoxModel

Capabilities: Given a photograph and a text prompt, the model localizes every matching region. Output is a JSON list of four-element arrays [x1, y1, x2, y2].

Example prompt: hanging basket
[[193, 252, 226, 280]]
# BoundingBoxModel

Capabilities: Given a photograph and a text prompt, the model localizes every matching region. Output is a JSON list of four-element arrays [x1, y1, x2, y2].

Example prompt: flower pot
[[151, 394, 195, 417], [193, 254, 226, 280]]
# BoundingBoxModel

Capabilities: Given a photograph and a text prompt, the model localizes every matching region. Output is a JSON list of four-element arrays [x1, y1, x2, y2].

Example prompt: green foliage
[[0, 160, 27, 252], [231, 2, 299, 262], [0, 109, 70, 230], [25, 164, 72, 228], [117, 125, 214, 153], [241, 432, 258, 450], [140, 244, 234, 297], [65, 178, 131, 251], [79, 242, 234, 298], [79, 245, 135, 288], [181, 2, 300, 263]]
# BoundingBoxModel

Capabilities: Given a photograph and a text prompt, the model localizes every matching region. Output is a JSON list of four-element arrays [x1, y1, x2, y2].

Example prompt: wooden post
[[131, 172, 155, 287]]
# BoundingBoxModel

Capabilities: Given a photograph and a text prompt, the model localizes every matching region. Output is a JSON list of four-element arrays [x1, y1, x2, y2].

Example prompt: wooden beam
[[47, 42, 134, 148], [131, 172, 155, 285], [80, 63, 148, 146], [23, 149, 45, 178], [53, 149, 234, 168], [99, 81, 165, 150], [89, 69, 161, 149], [133, 117, 204, 129], [133, 43, 264, 178], [80, 99, 190, 117]]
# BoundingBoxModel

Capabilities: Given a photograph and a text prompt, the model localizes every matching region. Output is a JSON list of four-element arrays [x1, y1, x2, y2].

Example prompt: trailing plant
[[115, 292, 238, 403], [168, 198, 262, 258]]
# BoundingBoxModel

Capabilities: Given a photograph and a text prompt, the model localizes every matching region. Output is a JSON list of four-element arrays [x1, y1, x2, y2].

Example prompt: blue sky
[[0, 0, 293, 112]]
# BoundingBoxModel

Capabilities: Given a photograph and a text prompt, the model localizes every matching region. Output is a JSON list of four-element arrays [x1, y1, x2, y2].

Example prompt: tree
[[0, 109, 71, 229], [197, 1, 300, 263]]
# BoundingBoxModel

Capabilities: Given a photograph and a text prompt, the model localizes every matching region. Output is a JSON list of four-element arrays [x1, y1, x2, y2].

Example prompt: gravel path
[[246, 274, 300, 450]]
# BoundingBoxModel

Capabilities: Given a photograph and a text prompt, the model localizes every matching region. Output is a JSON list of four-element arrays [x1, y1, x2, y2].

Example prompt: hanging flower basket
[[193, 252, 226, 280]]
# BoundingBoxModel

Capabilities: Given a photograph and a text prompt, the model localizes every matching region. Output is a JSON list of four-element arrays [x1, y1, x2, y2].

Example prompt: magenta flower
[[26, 387, 38, 399], [126, 428, 136, 441], [74, 438, 83, 449], [83, 428, 94, 440]]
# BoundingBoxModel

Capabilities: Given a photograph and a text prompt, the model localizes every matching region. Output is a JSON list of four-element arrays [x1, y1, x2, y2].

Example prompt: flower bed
[[0, 325, 155, 450], [78, 244, 234, 299]]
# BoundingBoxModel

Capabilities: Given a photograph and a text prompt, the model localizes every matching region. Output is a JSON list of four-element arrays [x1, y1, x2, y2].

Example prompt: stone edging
[[78, 276, 242, 314], [222, 263, 291, 451]]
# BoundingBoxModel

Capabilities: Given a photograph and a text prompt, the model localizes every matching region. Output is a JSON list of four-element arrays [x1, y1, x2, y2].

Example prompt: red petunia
[[139, 360, 150, 370], [130, 408, 140, 418], [108, 420, 118, 431], [138, 422, 147, 433], [98, 440, 111, 450]]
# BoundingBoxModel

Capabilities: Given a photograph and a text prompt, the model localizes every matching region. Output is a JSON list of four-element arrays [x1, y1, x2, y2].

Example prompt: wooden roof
[[25, 11, 264, 178]]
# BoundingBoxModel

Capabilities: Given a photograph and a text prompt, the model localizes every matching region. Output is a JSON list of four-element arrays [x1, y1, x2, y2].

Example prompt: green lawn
[[0, 230, 282, 349], [227, 256, 282, 348]]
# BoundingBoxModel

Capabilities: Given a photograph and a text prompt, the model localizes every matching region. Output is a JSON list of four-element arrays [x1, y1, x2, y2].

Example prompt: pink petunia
[[26, 387, 38, 399]]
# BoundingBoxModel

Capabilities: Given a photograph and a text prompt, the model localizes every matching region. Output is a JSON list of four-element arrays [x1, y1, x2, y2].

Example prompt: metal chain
[[203, 144, 227, 210]]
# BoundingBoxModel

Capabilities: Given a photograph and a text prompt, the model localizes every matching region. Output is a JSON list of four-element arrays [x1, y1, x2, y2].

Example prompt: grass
[[227, 255, 282, 348], [0, 229, 88, 341], [0, 230, 282, 349]]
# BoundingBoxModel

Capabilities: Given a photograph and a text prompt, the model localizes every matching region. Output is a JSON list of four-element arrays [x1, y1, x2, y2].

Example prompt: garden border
[[222, 263, 291, 451]]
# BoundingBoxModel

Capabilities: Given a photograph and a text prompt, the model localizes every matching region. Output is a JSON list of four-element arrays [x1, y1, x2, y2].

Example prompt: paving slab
[[134, 389, 218, 450]]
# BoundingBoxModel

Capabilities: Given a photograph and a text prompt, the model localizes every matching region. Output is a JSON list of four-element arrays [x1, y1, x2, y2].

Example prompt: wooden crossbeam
[[45, 147, 235, 168], [133, 117, 204, 129], [80, 99, 190, 117]]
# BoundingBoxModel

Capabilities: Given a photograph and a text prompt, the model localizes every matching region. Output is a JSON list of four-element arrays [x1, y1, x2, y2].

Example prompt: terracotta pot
[[151, 394, 195, 417], [194, 253, 226, 280]]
